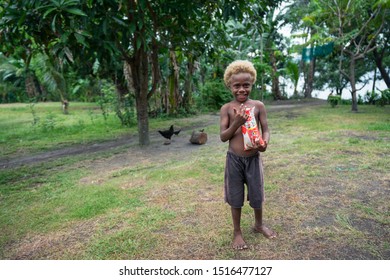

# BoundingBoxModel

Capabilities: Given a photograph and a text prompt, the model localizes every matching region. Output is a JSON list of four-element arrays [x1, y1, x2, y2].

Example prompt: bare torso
[[220, 99, 269, 157]]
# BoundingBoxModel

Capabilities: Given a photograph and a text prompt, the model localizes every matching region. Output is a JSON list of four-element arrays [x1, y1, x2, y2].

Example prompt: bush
[[363, 89, 389, 106], [196, 80, 232, 111], [364, 90, 380, 105], [327, 94, 341, 107], [377, 89, 390, 106]]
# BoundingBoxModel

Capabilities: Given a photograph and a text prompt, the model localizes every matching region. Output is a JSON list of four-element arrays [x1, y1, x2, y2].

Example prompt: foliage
[[197, 80, 232, 111], [31, 53, 67, 101], [284, 60, 300, 96], [310, 0, 389, 111], [113, 94, 136, 128], [0, 54, 29, 102], [327, 94, 341, 108], [0, 0, 388, 139], [365, 88, 390, 106]]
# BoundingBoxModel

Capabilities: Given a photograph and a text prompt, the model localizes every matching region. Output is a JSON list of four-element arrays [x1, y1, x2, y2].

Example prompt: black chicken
[[158, 125, 181, 140]]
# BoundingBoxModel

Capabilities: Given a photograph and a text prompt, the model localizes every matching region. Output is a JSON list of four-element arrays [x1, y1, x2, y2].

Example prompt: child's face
[[229, 72, 253, 103]]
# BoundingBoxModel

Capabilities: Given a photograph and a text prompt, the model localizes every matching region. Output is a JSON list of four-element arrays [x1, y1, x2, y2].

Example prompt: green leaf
[[76, 30, 92, 38], [43, 7, 58, 19], [74, 33, 88, 47], [136, 37, 142, 50], [64, 47, 74, 63], [87, 0, 93, 8], [302, 16, 315, 26], [129, 22, 136, 33], [138, 20, 144, 30], [51, 14, 58, 33], [64, 8, 87, 17], [138, 0, 147, 11], [17, 12, 26, 26], [112, 17, 127, 27], [60, 32, 69, 42]]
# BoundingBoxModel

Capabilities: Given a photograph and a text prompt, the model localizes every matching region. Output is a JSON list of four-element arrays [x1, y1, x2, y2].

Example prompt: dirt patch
[[0, 137, 136, 169], [0, 114, 220, 170], [4, 220, 99, 259]]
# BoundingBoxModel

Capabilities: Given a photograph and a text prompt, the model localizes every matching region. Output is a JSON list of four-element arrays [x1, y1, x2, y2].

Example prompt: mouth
[[236, 94, 248, 101]]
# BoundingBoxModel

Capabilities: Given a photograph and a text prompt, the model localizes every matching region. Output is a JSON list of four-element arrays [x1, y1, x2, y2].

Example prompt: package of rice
[[241, 106, 265, 150]]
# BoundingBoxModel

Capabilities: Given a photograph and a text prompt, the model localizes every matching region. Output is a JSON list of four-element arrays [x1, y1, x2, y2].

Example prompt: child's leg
[[231, 207, 248, 249], [253, 207, 277, 239]]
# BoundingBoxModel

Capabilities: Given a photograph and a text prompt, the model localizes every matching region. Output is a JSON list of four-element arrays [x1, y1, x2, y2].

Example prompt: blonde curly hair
[[223, 60, 257, 87]]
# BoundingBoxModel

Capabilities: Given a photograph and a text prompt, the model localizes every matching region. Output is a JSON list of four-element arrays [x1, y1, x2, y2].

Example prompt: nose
[[238, 85, 247, 92]]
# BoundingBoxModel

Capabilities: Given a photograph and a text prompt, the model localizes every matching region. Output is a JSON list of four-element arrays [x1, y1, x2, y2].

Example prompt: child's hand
[[257, 140, 267, 152], [233, 104, 248, 126]]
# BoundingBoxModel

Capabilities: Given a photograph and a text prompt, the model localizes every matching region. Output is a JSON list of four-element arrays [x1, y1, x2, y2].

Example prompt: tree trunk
[[373, 49, 390, 89], [125, 46, 150, 146], [270, 50, 282, 100], [183, 54, 195, 112], [135, 93, 150, 145], [162, 83, 169, 114], [168, 49, 180, 114], [304, 57, 315, 98], [349, 57, 358, 112], [62, 100, 69, 115], [304, 28, 316, 99], [25, 72, 36, 99], [372, 67, 377, 93], [120, 1, 161, 146]]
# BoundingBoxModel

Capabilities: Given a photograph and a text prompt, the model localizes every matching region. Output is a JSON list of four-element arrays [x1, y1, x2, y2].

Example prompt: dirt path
[[0, 100, 326, 170]]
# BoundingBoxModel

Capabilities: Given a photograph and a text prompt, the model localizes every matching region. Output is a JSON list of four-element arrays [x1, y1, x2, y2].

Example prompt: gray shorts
[[224, 151, 265, 209]]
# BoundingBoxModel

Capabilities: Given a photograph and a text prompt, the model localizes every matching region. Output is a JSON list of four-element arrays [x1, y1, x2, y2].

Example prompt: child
[[220, 60, 276, 250]]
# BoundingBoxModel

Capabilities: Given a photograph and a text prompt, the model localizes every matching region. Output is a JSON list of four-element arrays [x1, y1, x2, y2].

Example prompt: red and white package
[[241, 106, 264, 150]]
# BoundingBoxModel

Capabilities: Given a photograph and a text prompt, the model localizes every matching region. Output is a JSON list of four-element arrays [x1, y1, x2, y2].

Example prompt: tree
[[314, 49, 375, 97], [285, 60, 300, 97], [263, 7, 285, 100], [0, 0, 217, 145], [283, 0, 317, 98], [316, 0, 389, 111], [80, 0, 250, 145], [0, 0, 89, 107], [372, 19, 390, 89], [1, 0, 288, 144]]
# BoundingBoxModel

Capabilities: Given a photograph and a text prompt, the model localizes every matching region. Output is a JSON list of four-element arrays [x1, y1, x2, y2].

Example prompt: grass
[[0, 101, 389, 260], [0, 102, 131, 157]]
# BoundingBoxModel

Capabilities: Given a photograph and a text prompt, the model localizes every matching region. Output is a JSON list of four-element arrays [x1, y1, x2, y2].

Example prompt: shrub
[[196, 80, 231, 111], [377, 89, 390, 107], [364, 90, 380, 105], [327, 94, 341, 107]]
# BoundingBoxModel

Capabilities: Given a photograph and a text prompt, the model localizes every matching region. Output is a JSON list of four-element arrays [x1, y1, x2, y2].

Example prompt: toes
[[253, 226, 277, 239]]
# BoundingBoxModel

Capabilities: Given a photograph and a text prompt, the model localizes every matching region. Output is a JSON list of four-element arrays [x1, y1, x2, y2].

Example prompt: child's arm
[[220, 104, 247, 142], [257, 102, 270, 151]]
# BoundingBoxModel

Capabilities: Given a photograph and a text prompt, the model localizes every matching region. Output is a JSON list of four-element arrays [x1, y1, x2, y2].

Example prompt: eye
[[232, 83, 251, 90]]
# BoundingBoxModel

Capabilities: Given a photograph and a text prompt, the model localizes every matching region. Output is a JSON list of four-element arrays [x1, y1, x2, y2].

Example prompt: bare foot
[[232, 230, 248, 250], [253, 225, 277, 239]]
